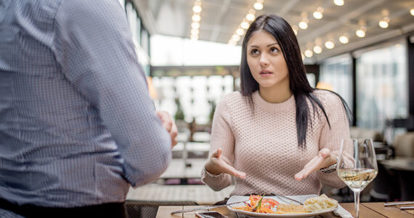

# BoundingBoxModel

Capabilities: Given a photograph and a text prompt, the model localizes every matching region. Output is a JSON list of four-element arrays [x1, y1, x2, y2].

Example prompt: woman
[[201, 14, 352, 196]]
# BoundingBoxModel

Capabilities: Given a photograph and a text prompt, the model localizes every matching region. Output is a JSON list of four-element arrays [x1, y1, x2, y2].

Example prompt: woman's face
[[246, 30, 289, 92]]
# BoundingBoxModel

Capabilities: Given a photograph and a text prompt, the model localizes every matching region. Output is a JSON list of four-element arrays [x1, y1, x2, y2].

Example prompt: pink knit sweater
[[201, 90, 351, 196]]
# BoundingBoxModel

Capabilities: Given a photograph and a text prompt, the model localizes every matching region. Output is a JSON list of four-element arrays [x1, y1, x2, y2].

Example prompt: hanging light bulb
[[378, 17, 389, 29], [299, 20, 308, 29], [339, 35, 349, 44], [192, 5, 202, 13], [304, 49, 313, 58], [191, 22, 200, 29], [246, 13, 255, 21], [313, 7, 324, 19], [356, 28, 366, 38], [241, 21, 249, 29], [324, 40, 335, 49], [192, 14, 201, 22], [334, 0, 344, 6], [253, 0, 264, 10], [313, 45, 322, 54]]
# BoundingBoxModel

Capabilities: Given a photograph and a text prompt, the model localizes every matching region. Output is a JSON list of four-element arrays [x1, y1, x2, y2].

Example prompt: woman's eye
[[250, 49, 260, 55], [270, 47, 279, 53]]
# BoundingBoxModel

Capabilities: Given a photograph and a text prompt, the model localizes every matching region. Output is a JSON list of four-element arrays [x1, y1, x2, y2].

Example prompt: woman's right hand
[[204, 148, 246, 179]]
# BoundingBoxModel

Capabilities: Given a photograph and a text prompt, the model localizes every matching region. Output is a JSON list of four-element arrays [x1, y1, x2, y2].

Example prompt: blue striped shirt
[[0, 0, 171, 211]]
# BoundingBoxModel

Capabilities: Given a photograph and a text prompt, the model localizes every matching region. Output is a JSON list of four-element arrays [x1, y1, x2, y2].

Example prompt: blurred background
[[118, 0, 414, 216]]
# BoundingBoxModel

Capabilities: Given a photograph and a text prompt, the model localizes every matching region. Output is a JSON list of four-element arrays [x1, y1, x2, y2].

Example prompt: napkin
[[333, 205, 353, 218]]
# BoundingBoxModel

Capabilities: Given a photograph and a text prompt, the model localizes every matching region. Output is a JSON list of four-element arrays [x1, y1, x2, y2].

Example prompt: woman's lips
[[259, 70, 273, 76]]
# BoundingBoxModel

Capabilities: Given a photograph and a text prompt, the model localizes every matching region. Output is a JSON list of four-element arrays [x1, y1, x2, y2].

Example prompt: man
[[0, 0, 177, 217]]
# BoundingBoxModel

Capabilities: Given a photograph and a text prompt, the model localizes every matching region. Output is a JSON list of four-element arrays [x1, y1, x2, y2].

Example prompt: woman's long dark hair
[[240, 14, 352, 148]]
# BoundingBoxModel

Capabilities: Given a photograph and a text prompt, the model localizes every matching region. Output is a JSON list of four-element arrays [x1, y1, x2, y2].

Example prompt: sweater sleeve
[[316, 92, 352, 188], [201, 95, 234, 191]]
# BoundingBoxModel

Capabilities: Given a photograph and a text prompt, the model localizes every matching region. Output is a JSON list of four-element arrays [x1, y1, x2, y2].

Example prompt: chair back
[[393, 132, 414, 157]]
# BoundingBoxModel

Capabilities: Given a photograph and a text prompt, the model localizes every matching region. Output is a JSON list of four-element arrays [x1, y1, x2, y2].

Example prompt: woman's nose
[[259, 54, 269, 67]]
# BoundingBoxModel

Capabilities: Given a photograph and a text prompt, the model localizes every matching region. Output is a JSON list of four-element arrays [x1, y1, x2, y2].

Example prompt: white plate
[[227, 195, 337, 217]]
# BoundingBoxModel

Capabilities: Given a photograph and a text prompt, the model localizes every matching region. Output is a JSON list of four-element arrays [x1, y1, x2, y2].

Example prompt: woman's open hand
[[294, 148, 337, 181], [204, 148, 246, 179]]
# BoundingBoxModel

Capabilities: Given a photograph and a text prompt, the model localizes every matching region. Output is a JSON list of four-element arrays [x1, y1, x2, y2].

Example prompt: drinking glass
[[337, 138, 378, 218]]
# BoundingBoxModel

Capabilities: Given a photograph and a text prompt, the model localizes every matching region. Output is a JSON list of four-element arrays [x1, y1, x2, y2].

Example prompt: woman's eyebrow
[[266, 42, 279, 47]]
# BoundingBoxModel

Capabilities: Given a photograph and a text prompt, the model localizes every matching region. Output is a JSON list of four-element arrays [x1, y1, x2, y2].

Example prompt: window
[[320, 54, 353, 109], [355, 41, 408, 130]]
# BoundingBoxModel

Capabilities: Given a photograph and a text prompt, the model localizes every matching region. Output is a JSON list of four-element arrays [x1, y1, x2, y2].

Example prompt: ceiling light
[[192, 14, 201, 22], [411, 9, 414, 16], [379, 19, 389, 28], [313, 11, 323, 19], [313, 45, 322, 54], [191, 29, 199, 35], [339, 35, 349, 44], [379, 10, 390, 29], [313, 7, 324, 19], [191, 22, 200, 29], [236, 28, 245, 36], [299, 21, 308, 29], [253, 1, 263, 11], [241, 21, 249, 29], [246, 13, 255, 21], [355, 28, 366, 38], [232, 34, 241, 41], [333, 0, 344, 6], [192, 5, 202, 13], [304, 49, 313, 58], [324, 40, 335, 49]]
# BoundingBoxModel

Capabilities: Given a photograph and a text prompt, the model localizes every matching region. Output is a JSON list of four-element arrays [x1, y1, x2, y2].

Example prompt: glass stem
[[354, 191, 361, 218]]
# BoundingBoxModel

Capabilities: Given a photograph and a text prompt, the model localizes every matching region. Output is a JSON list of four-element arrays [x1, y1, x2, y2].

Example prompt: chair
[[350, 127, 384, 142], [393, 132, 414, 158]]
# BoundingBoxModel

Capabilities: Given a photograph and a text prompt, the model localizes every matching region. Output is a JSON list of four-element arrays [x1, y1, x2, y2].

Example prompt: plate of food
[[227, 194, 338, 217]]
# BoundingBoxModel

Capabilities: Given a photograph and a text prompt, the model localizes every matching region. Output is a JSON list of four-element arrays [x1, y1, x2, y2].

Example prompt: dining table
[[156, 202, 414, 217]]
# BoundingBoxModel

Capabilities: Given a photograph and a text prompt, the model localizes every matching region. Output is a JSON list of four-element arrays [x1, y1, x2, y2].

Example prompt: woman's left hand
[[294, 148, 337, 181]]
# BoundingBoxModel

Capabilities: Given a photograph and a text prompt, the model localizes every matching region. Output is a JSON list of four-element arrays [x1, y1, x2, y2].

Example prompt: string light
[[313, 7, 324, 19], [228, 2, 265, 45], [299, 12, 308, 30], [324, 40, 335, 49], [190, 0, 202, 40], [313, 45, 322, 54], [339, 35, 349, 44], [253, 0, 264, 10], [356, 28, 366, 38], [379, 10, 389, 29], [304, 49, 313, 58], [241, 20, 249, 29], [333, 0, 344, 6], [246, 11, 256, 22], [378, 18, 389, 28], [410, 8, 414, 16]]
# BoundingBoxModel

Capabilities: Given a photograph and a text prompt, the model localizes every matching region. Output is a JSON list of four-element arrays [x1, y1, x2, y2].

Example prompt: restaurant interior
[[118, 0, 414, 217]]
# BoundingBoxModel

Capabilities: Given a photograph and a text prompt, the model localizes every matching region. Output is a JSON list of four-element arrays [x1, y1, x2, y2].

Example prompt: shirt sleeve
[[316, 91, 352, 188], [53, 0, 171, 187], [201, 96, 234, 191]]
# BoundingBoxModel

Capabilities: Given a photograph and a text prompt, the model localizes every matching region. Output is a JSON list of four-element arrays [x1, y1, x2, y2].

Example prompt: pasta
[[304, 194, 338, 212]]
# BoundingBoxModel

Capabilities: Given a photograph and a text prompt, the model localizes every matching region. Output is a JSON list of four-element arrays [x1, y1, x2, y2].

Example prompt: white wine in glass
[[337, 138, 378, 218]]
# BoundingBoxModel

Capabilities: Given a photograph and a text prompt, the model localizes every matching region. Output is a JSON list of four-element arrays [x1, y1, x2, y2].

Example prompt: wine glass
[[337, 138, 378, 218]]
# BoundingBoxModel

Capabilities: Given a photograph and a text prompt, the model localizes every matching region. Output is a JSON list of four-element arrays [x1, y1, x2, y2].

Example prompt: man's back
[[0, 0, 171, 210]]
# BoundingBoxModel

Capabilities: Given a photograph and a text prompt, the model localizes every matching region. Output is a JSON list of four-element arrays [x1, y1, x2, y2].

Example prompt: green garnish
[[252, 196, 263, 212]]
